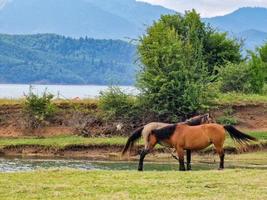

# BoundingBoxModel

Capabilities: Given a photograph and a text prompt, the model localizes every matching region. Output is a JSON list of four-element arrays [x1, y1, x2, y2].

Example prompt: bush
[[247, 52, 266, 93], [219, 52, 266, 94], [217, 108, 238, 125], [218, 62, 250, 93], [98, 87, 144, 123], [217, 116, 238, 125], [23, 89, 57, 129]]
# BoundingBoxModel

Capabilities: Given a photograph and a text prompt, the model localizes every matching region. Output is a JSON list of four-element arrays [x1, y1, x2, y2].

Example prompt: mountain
[[238, 29, 267, 50], [204, 7, 267, 33], [0, 0, 174, 39], [204, 7, 267, 50], [0, 34, 136, 85]]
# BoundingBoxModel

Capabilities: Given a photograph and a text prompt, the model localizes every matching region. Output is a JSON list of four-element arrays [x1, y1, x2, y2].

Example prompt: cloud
[[0, 0, 10, 9], [138, 0, 267, 17]]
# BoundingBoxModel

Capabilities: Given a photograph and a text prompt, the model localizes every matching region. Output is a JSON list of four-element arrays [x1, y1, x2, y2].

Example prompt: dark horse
[[137, 123, 257, 171], [122, 114, 213, 161]]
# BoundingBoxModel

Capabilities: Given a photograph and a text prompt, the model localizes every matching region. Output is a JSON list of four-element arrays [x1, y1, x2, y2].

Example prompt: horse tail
[[121, 126, 144, 156], [224, 125, 257, 145]]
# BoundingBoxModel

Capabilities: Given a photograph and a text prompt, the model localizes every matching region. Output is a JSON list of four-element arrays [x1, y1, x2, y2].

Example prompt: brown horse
[[122, 114, 213, 160], [137, 123, 257, 171]]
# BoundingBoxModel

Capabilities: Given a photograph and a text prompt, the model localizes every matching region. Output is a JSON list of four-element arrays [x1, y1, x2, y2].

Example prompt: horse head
[[185, 113, 214, 126]]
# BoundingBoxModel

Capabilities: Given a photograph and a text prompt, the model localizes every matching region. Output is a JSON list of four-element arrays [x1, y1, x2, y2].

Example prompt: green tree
[[204, 32, 242, 73], [137, 11, 216, 121], [247, 52, 266, 93], [258, 42, 267, 63], [218, 62, 250, 93], [257, 42, 267, 82], [218, 51, 266, 94]]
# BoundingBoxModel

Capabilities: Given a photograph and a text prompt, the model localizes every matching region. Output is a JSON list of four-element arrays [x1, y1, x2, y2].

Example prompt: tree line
[[100, 10, 267, 123], [0, 34, 136, 85]]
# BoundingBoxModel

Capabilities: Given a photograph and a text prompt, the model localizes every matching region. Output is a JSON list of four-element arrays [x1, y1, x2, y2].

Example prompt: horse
[[121, 113, 213, 160], [137, 123, 257, 171]]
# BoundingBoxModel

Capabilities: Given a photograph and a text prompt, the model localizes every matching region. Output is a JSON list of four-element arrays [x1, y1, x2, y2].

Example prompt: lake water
[[0, 84, 138, 99], [0, 157, 266, 172], [0, 157, 182, 172]]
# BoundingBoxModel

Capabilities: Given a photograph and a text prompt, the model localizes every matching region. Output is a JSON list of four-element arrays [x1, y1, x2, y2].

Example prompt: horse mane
[[185, 113, 210, 126], [151, 124, 177, 141]]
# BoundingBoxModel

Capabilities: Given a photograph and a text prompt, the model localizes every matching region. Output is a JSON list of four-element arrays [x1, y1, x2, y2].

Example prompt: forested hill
[[0, 34, 137, 85], [0, 0, 174, 39]]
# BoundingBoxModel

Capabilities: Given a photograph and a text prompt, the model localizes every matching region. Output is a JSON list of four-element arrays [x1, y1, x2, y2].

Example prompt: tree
[[204, 32, 242, 73], [247, 52, 266, 93], [218, 51, 266, 94], [258, 42, 267, 63], [257, 42, 267, 82], [137, 11, 215, 121]]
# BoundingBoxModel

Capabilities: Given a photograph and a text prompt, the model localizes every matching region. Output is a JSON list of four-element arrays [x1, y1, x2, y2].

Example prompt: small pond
[[1, 157, 266, 172]]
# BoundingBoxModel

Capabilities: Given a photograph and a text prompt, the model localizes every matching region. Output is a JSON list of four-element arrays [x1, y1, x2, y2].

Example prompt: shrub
[[218, 62, 250, 93], [217, 116, 238, 125], [98, 87, 143, 123], [217, 108, 238, 125], [23, 89, 57, 129], [247, 52, 266, 93], [218, 52, 266, 94]]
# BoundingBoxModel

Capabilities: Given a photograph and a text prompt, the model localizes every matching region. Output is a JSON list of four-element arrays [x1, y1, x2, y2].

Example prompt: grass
[[0, 131, 266, 151], [1, 92, 267, 106], [0, 135, 126, 148], [0, 98, 98, 105], [214, 92, 267, 105], [0, 169, 266, 200], [0, 98, 23, 105]]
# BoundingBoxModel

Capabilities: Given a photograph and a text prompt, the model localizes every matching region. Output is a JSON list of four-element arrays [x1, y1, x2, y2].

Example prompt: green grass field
[[0, 169, 266, 200], [0, 131, 266, 149], [0, 135, 126, 148], [214, 92, 267, 105]]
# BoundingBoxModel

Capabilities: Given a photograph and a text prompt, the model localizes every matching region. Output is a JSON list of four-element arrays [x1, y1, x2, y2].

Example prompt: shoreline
[[0, 142, 266, 160]]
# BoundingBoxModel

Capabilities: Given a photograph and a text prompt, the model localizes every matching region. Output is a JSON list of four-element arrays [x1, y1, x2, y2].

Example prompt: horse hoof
[[218, 168, 224, 170], [138, 168, 143, 171]]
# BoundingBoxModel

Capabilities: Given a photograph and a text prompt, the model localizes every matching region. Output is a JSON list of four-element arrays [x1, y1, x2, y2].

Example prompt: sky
[[139, 0, 267, 17], [1, 0, 267, 17]]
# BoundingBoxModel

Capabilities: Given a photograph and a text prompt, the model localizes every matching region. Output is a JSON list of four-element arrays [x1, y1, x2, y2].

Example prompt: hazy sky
[[1, 0, 267, 17], [139, 0, 267, 17], [0, 0, 8, 9]]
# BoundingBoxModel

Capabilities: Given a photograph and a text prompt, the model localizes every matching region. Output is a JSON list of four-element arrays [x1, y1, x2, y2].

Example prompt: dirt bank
[[0, 102, 267, 137], [212, 104, 267, 131]]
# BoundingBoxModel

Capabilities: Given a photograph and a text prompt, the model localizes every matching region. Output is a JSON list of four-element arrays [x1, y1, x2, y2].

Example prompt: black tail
[[224, 125, 257, 144], [122, 126, 144, 156]]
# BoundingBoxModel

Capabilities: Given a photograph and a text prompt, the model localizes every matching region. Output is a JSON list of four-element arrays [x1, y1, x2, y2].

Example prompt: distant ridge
[[238, 29, 267, 50], [0, 34, 136, 85], [0, 0, 175, 39], [204, 7, 267, 33], [204, 7, 267, 49]]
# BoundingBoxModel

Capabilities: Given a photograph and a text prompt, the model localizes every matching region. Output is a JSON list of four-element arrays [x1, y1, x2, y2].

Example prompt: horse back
[[173, 124, 226, 150]]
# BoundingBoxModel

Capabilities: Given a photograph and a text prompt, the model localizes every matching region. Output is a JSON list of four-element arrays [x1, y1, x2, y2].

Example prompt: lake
[[1, 157, 266, 172], [0, 84, 138, 99]]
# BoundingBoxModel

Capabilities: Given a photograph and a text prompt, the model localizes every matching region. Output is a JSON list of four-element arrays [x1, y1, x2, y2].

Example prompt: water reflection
[[0, 84, 138, 99]]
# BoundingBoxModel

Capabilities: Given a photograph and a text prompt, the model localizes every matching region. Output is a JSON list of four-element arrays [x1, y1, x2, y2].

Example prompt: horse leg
[[176, 148, 186, 171], [171, 149, 179, 161], [215, 147, 225, 170], [186, 150, 192, 170], [138, 149, 150, 171]]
